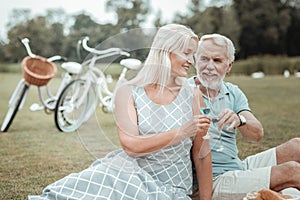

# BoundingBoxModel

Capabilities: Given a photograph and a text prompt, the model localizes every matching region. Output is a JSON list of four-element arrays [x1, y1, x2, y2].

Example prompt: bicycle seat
[[120, 58, 142, 70], [61, 62, 82, 74]]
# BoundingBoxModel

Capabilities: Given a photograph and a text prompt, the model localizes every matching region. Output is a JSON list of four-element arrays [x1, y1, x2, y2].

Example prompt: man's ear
[[227, 61, 234, 74]]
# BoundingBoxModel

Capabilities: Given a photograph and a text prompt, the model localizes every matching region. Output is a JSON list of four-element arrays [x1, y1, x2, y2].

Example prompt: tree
[[5, 9, 31, 33], [5, 16, 53, 62], [64, 22, 120, 62], [286, 6, 300, 56], [3, 9, 33, 61], [106, 0, 150, 30], [153, 10, 163, 27], [175, 0, 240, 52], [45, 9, 67, 56], [233, 0, 295, 58], [5, 11, 69, 62], [72, 13, 99, 31], [50, 22, 65, 56], [46, 8, 68, 25]]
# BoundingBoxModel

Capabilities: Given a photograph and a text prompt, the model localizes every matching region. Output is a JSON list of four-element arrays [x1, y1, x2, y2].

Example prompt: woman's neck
[[145, 83, 181, 105]]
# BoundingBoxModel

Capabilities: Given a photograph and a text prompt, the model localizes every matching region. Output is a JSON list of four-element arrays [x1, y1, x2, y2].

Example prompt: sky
[[0, 0, 191, 40]]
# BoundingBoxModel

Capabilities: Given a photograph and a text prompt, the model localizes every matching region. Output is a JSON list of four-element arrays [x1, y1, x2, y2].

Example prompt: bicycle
[[0, 38, 84, 132], [54, 36, 142, 132], [1, 37, 135, 133]]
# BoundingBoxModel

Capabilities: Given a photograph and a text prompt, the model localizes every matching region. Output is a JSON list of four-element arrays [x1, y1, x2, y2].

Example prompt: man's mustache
[[201, 71, 219, 76]]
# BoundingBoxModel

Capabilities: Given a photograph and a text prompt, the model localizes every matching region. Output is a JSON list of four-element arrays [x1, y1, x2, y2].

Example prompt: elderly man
[[189, 33, 300, 199]]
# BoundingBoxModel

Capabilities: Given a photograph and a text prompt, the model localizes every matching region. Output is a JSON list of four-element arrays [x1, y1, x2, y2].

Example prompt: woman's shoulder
[[114, 83, 135, 101], [116, 83, 131, 93], [115, 84, 146, 100]]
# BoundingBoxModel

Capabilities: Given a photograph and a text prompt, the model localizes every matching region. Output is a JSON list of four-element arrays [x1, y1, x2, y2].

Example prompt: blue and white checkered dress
[[29, 85, 194, 200]]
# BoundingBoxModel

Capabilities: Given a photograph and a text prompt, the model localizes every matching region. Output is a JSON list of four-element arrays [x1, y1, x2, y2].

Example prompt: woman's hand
[[180, 115, 211, 139], [195, 115, 211, 137]]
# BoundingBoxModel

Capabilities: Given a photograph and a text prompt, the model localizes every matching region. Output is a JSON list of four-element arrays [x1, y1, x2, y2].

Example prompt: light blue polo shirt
[[188, 77, 251, 178]]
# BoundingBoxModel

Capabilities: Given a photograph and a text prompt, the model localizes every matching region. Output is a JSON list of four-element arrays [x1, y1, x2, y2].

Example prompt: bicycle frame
[[80, 37, 142, 112], [8, 79, 30, 110], [52, 36, 142, 132], [79, 37, 131, 112], [34, 71, 73, 112]]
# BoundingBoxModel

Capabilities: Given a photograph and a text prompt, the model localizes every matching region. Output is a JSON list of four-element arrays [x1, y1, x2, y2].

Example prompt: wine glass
[[198, 85, 226, 159], [200, 107, 212, 140], [206, 88, 226, 152]]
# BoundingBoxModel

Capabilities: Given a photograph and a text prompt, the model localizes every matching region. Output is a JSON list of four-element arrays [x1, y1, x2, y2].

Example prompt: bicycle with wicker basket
[[1, 38, 78, 132], [1, 37, 135, 133]]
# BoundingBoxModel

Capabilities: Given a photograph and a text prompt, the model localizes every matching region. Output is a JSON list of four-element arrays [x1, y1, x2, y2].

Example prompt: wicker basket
[[21, 56, 57, 86]]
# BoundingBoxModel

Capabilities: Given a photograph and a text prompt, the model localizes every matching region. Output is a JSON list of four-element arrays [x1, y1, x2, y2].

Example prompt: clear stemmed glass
[[200, 84, 226, 152], [207, 88, 226, 152]]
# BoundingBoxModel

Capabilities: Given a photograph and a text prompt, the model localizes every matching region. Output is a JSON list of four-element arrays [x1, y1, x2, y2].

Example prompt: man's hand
[[217, 108, 240, 131]]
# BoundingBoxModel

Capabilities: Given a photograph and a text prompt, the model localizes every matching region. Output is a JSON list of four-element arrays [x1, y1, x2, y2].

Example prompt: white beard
[[197, 72, 225, 90]]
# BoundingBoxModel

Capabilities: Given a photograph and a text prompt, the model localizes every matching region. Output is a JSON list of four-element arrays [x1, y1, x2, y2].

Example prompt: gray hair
[[199, 33, 235, 63]]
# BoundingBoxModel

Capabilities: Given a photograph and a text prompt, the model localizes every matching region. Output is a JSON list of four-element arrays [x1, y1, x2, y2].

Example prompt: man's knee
[[270, 161, 300, 190], [281, 137, 300, 150], [288, 137, 300, 148], [287, 161, 300, 171], [276, 161, 300, 178], [286, 138, 300, 160], [276, 137, 300, 163], [284, 161, 300, 188]]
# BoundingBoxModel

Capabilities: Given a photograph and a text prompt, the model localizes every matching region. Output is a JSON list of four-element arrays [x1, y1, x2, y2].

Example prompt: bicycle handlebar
[[47, 55, 67, 62], [21, 38, 36, 57], [20, 38, 67, 62], [81, 36, 130, 57]]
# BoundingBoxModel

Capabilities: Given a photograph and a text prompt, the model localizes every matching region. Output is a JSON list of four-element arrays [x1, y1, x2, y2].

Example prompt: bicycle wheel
[[54, 79, 96, 132], [1, 80, 29, 132]]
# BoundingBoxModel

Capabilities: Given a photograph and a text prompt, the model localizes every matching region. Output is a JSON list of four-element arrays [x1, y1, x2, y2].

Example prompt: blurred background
[[1, 0, 300, 75], [1, 2, 299, 198]]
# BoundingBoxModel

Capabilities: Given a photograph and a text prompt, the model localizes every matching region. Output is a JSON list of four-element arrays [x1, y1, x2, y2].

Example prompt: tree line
[[0, 0, 299, 63]]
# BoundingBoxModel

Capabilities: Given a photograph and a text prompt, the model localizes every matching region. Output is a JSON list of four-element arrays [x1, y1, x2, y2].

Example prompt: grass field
[[0, 72, 299, 199]]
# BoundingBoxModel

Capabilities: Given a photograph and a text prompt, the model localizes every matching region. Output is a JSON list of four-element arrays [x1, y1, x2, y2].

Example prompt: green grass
[[0, 72, 299, 199], [0, 62, 22, 73], [229, 76, 300, 158]]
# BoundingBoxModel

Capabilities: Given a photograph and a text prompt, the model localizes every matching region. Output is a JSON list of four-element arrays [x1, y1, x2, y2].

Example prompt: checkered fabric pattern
[[132, 85, 194, 192], [29, 84, 194, 200]]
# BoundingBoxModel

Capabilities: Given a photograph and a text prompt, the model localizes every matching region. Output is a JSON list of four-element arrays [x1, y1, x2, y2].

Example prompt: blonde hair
[[129, 24, 198, 88]]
